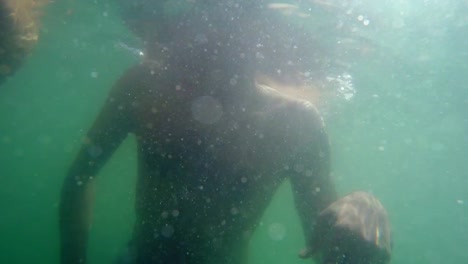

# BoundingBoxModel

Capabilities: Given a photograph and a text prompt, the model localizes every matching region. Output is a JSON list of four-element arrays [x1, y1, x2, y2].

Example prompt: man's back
[[102, 64, 329, 263], [61, 62, 334, 264]]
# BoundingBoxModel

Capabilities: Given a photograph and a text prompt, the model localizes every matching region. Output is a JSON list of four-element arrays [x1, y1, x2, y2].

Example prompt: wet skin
[[59, 63, 337, 264]]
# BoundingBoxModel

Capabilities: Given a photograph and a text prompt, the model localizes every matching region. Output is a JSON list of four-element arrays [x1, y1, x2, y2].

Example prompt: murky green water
[[1, 1, 467, 263]]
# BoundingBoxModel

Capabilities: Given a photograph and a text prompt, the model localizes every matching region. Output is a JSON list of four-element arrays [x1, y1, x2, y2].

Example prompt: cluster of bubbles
[[326, 72, 356, 101], [357, 14, 371, 26]]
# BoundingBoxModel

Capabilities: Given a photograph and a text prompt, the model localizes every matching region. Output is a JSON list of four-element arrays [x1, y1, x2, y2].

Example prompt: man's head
[[0, 0, 48, 84], [311, 192, 392, 264], [118, 1, 321, 84]]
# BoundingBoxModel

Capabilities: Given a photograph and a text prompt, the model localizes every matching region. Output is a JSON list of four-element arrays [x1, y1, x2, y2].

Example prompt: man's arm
[[288, 104, 393, 264], [288, 103, 337, 258], [59, 68, 137, 264]]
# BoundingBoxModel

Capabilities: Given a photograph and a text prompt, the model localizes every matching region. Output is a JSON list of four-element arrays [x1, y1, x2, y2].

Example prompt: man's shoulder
[[257, 83, 324, 128]]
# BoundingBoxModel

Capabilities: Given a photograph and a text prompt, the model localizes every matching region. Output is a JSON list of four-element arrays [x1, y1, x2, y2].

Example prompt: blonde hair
[[0, 0, 48, 77], [4, 0, 48, 47]]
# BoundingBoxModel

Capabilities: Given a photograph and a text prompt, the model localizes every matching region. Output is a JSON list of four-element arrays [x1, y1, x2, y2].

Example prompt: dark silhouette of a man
[[60, 2, 391, 264]]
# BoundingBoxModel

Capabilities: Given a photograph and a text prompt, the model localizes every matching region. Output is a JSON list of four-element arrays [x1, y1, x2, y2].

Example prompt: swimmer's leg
[[114, 241, 136, 264]]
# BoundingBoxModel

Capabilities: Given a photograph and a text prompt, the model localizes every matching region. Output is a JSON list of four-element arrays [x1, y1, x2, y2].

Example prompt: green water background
[[1, 0, 467, 263]]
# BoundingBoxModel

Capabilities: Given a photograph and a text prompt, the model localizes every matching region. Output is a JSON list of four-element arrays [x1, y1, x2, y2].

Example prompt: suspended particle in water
[[229, 77, 237, 86], [255, 52, 265, 59], [268, 223, 286, 241], [241, 177, 247, 183], [161, 224, 175, 238], [90, 71, 98, 78], [172, 210, 180, 217], [195, 33, 208, 44], [363, 19, 370, 26], [357, 15, 364, 21], [230, 207, 239, 215], [146, 123, 154, 129], [294, 163, 304, 173], [456, 200, 464, 205], [87, 145, 103, 158], [161, 211, 169, 218], [191, 96, 223, 125]]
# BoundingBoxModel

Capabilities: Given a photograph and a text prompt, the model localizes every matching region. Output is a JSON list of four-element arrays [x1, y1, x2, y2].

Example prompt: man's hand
[[300, 192, 392, 264]]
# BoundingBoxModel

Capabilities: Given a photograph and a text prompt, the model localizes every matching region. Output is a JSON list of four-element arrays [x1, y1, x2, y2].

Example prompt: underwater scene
[[0, 0, 467, 263]]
